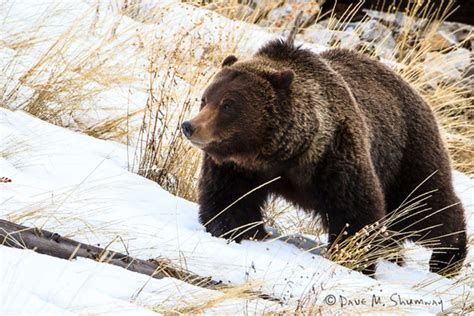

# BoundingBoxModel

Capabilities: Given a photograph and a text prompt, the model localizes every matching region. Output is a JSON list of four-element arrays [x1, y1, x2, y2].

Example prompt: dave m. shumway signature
[[323, 292, 444, 311]]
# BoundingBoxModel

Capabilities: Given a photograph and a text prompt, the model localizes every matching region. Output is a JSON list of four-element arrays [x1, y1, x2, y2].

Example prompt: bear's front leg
[[198, 155, 269, 242]]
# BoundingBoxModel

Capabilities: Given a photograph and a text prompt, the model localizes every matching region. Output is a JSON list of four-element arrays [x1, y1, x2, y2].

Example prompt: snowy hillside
[[1, 0, 473, 314]]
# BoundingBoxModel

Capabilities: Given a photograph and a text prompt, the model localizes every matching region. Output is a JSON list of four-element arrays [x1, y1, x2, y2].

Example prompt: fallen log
[[0, 219, 280, 302]]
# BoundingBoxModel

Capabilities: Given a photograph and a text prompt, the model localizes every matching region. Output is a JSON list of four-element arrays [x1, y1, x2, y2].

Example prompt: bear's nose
[[181, 121, 195, 138]]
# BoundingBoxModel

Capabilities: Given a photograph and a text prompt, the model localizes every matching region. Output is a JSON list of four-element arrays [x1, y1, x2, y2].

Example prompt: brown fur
[[182, 39, 467, 277]]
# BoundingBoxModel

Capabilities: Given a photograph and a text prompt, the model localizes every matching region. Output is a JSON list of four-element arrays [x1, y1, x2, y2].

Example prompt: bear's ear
[[268, 69, 295, 90], [222, 55, 238, 67]]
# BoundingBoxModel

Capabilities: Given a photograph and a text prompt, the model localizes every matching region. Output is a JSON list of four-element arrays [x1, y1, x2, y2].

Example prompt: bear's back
[[319, 49, 445, 191]]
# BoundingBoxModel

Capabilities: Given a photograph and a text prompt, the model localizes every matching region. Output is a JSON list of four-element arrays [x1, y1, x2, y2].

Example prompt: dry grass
[[0, 6, 137, 130], [128, 50, 202, 200], [125, 20, 242, 200], [149, 282, 268, 314]]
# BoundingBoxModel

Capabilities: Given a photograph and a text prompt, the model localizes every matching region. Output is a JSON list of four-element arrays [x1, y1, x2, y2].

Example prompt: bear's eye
[[200, 97, 206, 109], [221, 102, 233, 112]]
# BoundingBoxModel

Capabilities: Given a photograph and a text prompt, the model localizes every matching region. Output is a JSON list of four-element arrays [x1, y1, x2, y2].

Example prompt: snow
[[0, 0, 473, 314], [1, 246, 241, 315]]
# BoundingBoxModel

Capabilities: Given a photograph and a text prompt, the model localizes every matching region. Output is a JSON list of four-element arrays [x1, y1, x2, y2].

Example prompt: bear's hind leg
[[424, 193, 467, 276], [429, 230, 467, 276], [388, 158, 467, 277]]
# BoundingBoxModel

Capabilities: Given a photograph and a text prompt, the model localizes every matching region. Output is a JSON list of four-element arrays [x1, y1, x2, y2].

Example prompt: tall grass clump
[[126, 13, 248, 199], [0, 2, 141, 133]]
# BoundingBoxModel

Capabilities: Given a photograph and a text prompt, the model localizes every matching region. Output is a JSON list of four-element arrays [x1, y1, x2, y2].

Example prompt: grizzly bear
[[181, 38, 467, 276]]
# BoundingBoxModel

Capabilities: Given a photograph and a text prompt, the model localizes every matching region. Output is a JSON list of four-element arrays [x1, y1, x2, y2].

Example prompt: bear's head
[[182, 55, 296, 165]]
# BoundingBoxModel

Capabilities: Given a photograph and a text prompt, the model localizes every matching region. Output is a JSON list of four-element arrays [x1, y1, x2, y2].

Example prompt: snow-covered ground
[[1, 108, 473, 314], [1, 0, 473, 314]]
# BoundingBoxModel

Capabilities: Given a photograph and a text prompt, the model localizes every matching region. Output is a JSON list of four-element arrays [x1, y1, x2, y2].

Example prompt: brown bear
[[181, 38, 467, 276]]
